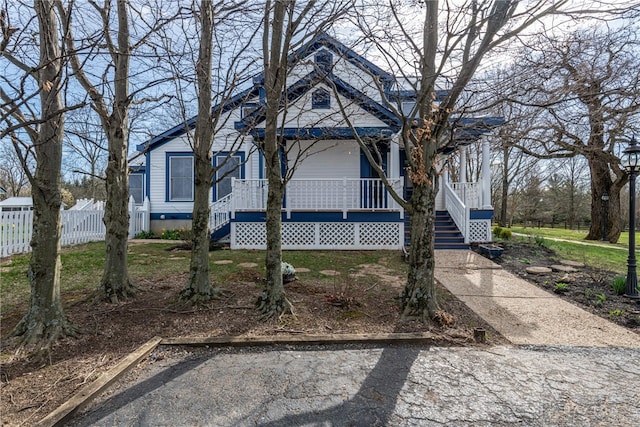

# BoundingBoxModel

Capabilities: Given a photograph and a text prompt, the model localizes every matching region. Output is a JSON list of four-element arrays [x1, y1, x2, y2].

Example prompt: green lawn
[[0, 242, 406, 317], [503, 228, 631, 274]]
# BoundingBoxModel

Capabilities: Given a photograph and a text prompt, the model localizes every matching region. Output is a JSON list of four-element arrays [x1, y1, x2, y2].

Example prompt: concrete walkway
[[434, 250, 640, 348]]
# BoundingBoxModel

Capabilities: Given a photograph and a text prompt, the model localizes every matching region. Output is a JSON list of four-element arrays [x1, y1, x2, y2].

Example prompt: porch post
[[459, 147, 467, 183], [390, 135, 399, 179], [481, 138, 492, 209]]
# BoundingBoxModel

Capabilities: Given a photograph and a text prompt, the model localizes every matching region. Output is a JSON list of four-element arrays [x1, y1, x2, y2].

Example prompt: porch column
[[459, 147, 467, 183], [481, 138, 492, 208], [389, 134, 400, 179]]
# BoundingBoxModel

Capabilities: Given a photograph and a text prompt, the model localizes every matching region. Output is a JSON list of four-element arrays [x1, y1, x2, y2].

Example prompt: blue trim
[[213, 151, 245, 200], [291, 33, 395, 90], [235, 71, 402, 133], [232, 211, 402, 223], [145, 151, 151, 202], [136, 86, 260, 152], [470, 209, 494, 220], [242, 127, 394, 140], [312, 88, 331, 109], [258, 151, 264, 179], [211, 223, 231, 241], [165, 152, 194, 202], [151, 212, 192, 220]]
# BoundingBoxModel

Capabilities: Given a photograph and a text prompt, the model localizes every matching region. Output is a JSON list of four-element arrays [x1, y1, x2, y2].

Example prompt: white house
[[132, 34, 500, 250]]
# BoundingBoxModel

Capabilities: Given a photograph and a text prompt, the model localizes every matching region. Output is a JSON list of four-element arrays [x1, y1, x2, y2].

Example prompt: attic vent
[[315, 50, 333, 74], [312, 89, 331, 109]]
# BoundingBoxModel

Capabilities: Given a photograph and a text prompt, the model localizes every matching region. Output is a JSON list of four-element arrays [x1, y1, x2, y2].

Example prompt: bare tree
[[257, 0, 350, 318], [501, 25, 640, 242], [0, 142, 30, 197], [58, 0, 180, 302], [179, 0, 256, 303], [338, 1, 631, 321], [0, 1, 77, 350]]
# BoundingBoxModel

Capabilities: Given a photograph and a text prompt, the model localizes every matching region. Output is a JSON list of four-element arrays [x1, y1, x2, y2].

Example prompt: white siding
[[147, 107, 258, 215], [288, 140, 359, 179], [278, 83, 387, 129]]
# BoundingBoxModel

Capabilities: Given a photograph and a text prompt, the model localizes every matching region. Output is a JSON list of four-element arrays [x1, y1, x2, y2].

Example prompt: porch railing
[[231, 178, 403, 219], [210, 193, 233, 232], [444, 181, 470, 244], [451, 182, 480, 209]]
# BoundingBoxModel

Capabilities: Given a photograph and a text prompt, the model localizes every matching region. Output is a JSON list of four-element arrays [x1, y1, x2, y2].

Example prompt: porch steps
[[404, 210, 469, 250]]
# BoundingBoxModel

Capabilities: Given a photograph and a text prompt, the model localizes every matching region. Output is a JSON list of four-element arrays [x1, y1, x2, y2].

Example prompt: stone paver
[[213, 260, 233, 265], [550, 264, 578, 273], [525, 266, 553, 274], [70, 345, 640, 426], [295, 267, 310, 273], [560, 259, 585, 268], [319, 269, 340, 276], [238, 262, 258, 268]]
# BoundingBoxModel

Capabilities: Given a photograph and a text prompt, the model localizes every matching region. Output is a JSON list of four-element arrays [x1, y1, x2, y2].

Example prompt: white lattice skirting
[[468, 219, 492, 242], [231, 222, 404, 250]]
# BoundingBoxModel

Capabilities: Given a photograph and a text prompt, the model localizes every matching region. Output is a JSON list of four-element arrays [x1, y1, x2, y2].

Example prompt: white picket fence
[[0, 197, 150, 258]]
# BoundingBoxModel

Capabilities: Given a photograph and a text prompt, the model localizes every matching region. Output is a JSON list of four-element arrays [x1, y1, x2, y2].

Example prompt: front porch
[[208, 176, 493, 250]]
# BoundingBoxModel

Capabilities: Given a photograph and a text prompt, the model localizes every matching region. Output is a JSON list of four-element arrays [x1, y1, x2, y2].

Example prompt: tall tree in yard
[[500, 26, 640, 243], [0, 1, 76, 349], [257, 0, 349, 318], [59, 1, 179, 302], [342, 1, 628, 321], [180, 0, 254, 303]]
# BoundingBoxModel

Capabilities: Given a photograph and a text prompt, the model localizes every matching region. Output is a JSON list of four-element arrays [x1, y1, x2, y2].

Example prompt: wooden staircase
[[404, 210, 469, 250]]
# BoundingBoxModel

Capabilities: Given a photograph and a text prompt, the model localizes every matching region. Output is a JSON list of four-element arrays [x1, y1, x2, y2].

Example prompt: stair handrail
[[210, 193, 233, 232], [443, 181, 470, 244]]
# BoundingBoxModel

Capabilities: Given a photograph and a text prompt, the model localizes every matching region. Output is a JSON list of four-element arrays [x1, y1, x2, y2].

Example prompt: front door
[[360, 148, 388, 209]]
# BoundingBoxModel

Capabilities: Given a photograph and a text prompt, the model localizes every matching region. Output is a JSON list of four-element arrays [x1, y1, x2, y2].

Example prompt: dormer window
[[241, 102, 258, 119], [315, 50, 333, 74], [312, 89, 331, 109]]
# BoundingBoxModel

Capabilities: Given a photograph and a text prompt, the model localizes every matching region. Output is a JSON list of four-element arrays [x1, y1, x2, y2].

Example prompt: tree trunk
[[181, 0, 219, 304], [401, 182, 439, 321], [257, 146, 290, 318], [99, 125, 135, 302], [257, 0, 292, 318], [11, 0, 74, 350], [585, 156, 621, 242], [183, 154, 218, 302], [98, 0, 135, 302]]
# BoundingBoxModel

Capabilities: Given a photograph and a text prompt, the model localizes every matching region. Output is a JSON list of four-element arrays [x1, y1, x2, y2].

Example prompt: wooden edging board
[[36, 336, 162, 427], [161, 332, 449, 347], [37, 332, 470, 426]]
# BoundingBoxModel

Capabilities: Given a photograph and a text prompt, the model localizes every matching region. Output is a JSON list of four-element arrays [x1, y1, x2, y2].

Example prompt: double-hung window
[[168, 154, 194, 201]]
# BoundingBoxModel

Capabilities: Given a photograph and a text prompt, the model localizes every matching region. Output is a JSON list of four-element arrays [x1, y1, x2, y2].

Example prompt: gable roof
[[138, 33, 400, 152], [234, 69, 401, 136]]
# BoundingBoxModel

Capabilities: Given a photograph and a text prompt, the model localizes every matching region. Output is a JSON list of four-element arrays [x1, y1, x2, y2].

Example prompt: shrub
[[611, 275, 626, 295], [134, 230, 155, 239], [492, 226, 512, 240], [160, 227, 192, 240]]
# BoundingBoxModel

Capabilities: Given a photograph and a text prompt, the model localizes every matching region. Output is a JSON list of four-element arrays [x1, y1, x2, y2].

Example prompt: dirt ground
[[3, 240, 638, 426], [484, 240, 640, 331], [0, 254, 502, 427]]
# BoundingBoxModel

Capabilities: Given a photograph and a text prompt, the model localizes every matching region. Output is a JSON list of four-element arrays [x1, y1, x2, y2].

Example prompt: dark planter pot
[[283, 273, 296, 284], [478, 244, 504, 259]]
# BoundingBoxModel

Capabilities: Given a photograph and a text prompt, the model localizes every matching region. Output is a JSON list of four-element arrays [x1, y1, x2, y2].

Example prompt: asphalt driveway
[[70, 344, 640, 426]]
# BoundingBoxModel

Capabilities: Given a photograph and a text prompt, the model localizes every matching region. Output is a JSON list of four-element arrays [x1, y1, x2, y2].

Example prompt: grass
[[509, 234, 626, 274], [0, 242, 406, 317], [509, 226, 638, 250]]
